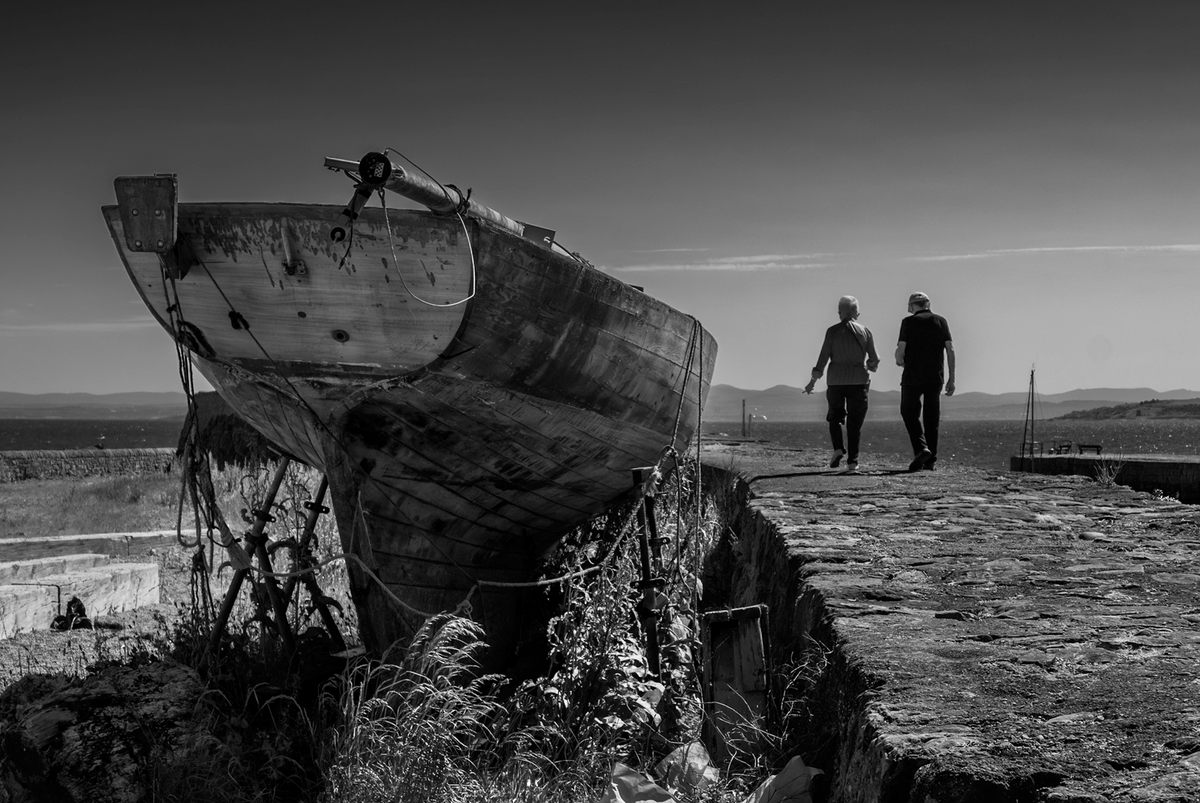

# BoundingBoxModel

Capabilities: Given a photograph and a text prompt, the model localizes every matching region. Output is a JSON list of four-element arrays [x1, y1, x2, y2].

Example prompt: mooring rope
[[238, 549, 439, 620]]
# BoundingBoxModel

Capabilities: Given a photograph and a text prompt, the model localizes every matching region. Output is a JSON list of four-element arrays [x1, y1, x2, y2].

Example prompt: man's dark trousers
[[827, 384, 869, 461], [901, 383, 942, 459]]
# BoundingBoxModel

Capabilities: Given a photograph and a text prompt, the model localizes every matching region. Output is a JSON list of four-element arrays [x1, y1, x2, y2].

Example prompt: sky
[[4, 1, 1200, 396]]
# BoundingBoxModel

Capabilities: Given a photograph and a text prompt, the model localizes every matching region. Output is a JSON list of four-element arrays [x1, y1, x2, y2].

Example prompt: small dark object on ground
[[51, 596, 92, 631]]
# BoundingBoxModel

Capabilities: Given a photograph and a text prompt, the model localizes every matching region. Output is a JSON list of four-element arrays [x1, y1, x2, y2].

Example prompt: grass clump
[[319, 615, 503, 802], [1093, 453, 1127, 488], [0, 473, 182, 537]]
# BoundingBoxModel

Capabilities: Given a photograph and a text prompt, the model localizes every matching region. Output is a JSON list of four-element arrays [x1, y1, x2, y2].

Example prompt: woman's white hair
[[838, 295, 859, 320]]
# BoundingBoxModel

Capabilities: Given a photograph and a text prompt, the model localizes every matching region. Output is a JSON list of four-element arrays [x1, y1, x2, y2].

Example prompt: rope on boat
[[379, 187, 477, 308], [472, 474, 650, 591], [669, 318, 703, 450], [239, 550, 441, 620], [379, 147, 477, 307], [474, 318, 705, 593]]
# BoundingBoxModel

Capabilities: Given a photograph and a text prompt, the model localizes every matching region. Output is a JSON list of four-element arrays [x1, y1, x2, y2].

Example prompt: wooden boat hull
[[102, 201, 716, 657]]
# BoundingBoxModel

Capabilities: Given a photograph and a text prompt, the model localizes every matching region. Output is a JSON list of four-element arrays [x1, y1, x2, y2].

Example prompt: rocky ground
[[705, 440, 1200, 802]]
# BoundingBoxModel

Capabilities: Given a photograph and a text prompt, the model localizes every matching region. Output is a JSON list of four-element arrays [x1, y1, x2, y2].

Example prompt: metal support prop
[[281, 477, 346, 652], [633, 468, 662, 677], [209, 458, 292, 655], [282, 476, 328, 602], [254, 521, 297, 655]]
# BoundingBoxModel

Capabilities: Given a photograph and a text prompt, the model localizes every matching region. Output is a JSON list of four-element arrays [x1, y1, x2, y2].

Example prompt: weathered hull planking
[[102, 198, 716, 658]]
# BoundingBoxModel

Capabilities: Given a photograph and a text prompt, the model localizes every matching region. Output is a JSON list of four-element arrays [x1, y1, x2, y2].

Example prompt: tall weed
[[319, 615, 502, 802]]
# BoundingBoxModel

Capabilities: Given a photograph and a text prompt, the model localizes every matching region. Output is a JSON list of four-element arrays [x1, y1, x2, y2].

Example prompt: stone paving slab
[[702, 440, 1200, 803]]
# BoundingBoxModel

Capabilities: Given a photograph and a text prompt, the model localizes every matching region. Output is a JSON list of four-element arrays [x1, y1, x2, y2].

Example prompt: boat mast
[[1021, 368, 1036, 469], [324, 152, 584, 264]]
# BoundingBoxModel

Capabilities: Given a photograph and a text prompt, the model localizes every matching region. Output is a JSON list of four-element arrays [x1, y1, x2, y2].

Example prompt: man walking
[[895, 291, 955, 472], [804, 295, 880, 474]]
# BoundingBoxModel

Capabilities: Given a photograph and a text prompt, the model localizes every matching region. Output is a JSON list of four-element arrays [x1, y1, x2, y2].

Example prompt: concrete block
[[0, 583, 57, 639], [0, 562, 160, 638], [0, 554, 111, 584]]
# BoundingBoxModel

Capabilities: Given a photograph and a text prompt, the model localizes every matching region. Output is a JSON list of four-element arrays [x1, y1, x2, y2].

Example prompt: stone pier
[[1011, 454, 1200, 504], [702, 440, 1200, 802]]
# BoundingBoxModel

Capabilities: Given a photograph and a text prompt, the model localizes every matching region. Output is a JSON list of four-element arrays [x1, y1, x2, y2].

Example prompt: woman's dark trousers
[[826, 384, 869, 462]]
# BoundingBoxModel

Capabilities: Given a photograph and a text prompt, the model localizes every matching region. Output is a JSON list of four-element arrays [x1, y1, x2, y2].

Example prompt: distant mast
[[1021, 368, 1036, 468]]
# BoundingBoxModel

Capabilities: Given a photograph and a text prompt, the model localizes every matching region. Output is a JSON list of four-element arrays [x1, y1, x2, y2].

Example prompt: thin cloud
[[608, 253, 835, 273], [628, 247, 714, 254], [994, 244, 1200, 254], [907, 244, 1200, 262], [904, 253, 1000, 262], [0, 318, 160, 334]]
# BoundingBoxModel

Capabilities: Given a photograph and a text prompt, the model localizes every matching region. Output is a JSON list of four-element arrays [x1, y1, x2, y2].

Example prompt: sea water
[[0, 419, 186, 451], [703, 419, 1200, 471]]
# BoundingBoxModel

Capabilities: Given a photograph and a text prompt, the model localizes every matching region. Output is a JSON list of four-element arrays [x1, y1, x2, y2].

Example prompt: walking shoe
[[908, 448, 932, 472], [843, 461, 859, 475], [922, 459, 937, 471], [829, 449, 845, 468]]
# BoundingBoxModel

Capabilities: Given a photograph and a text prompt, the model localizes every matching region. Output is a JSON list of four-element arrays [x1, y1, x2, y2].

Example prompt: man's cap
[[908, 292, 930, 304]]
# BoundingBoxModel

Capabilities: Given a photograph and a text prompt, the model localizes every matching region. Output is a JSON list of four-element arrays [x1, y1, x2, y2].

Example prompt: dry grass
[[0, 473, 182, 538], [1093, 453, 1127, 488]]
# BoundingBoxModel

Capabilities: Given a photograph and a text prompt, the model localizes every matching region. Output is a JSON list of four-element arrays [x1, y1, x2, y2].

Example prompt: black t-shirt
[[898, 310, 952, 386]]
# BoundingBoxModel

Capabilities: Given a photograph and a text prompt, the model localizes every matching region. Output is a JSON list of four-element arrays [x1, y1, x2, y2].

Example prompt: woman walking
[[803, 295, 880, 474]]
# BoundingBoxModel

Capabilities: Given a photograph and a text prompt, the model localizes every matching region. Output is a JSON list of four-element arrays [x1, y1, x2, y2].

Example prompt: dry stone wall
[[0, 448, 176, 482]]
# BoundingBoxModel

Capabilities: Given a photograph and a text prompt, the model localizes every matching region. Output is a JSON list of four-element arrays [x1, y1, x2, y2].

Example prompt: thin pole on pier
[[633, 468, 663, 678], [742, 400, 746, 437]]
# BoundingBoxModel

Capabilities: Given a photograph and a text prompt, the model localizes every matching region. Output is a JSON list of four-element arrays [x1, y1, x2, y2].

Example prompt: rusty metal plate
[[114, 175, 177, 252]]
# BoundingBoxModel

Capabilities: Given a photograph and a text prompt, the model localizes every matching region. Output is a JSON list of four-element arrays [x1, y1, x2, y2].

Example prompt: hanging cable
[[379, 188, 476, 307]]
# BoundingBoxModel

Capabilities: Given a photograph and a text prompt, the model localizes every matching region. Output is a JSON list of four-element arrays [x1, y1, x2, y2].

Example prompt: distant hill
[[1057, 399, 1200, 420], [5, 386, 1200, 424], [704, 384, 1200, 423], [0, 391, 187, 420]]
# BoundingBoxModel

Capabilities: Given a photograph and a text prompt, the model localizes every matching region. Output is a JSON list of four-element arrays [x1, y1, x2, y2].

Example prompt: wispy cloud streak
[[0, 319, 160, 334], [995, 244, 1200, 254], [907, 244, 1200, 262], [627, 247, 713, 254], [607, 253, 836, 273]]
